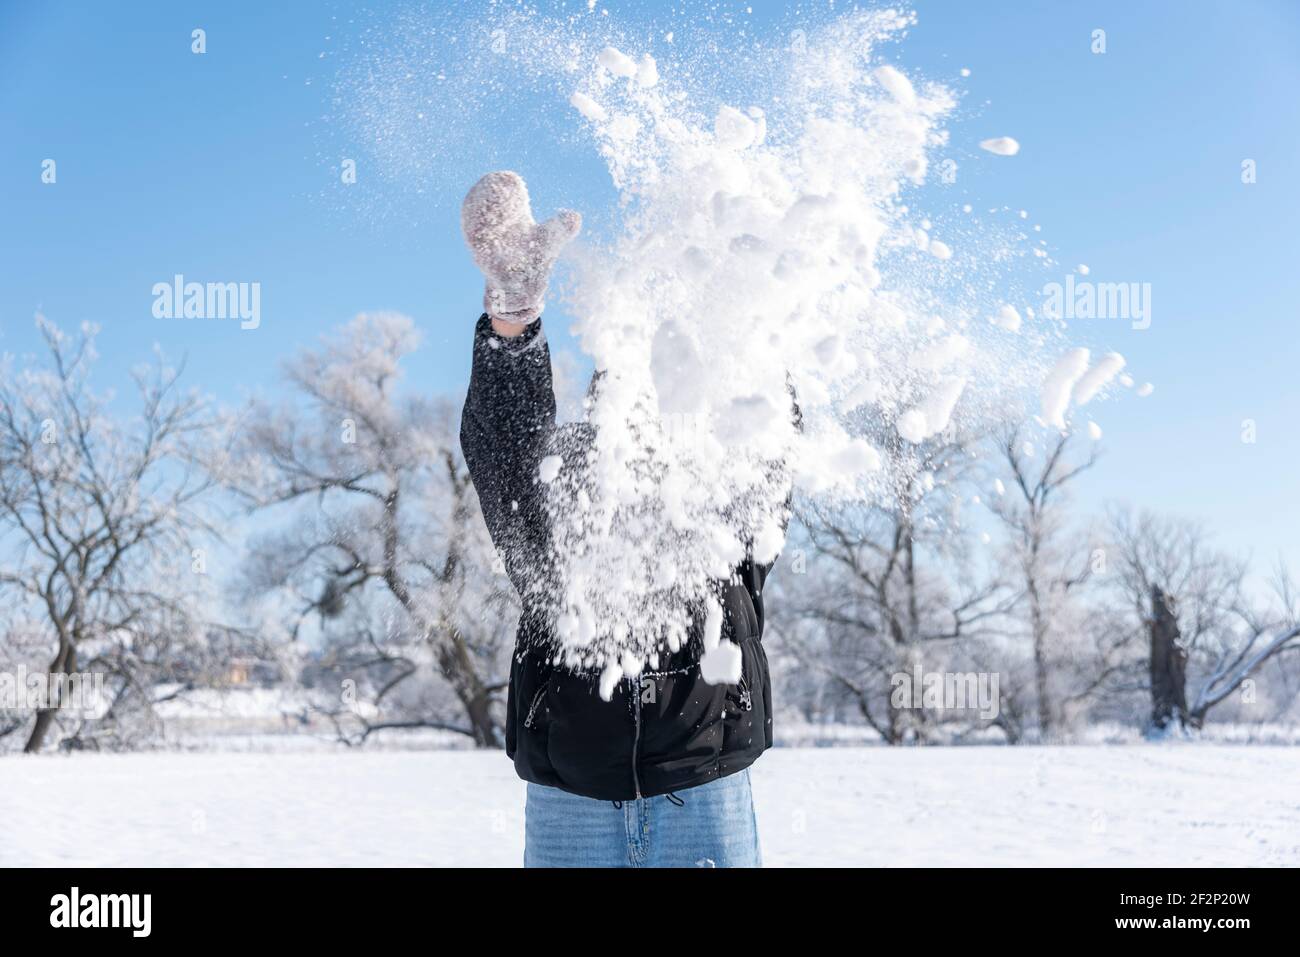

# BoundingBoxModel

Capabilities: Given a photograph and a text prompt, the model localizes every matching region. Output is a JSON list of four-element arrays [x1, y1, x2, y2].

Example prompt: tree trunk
[[24, 641, 77, 753], [461, 688, 500, 748], [1030, 590, 1053, 739], [993, 705, 1022, 745], [1148, 585, 1188, 733], [895, 513, 927, 745], [435, 638, 501, 748]]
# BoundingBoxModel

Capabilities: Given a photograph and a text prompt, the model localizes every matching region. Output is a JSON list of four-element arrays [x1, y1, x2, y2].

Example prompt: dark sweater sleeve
[[460, 314, 557, 604]]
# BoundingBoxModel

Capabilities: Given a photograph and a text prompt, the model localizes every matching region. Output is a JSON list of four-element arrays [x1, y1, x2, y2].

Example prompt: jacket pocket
[[733, 669, 754, 713], [722, 636, 763, 754], [545, 670, 636, 795], [511, 652, 564, 787], [513, 651, 553, 740]]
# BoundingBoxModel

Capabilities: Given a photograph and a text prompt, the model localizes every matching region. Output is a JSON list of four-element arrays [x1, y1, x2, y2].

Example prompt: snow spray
[[333, 6, 1136, 692]]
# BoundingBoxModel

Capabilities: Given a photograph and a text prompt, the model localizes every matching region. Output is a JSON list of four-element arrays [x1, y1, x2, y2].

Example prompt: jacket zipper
[[523, 685, 547, 730], [631, 681, 643, 799], [738, 673, 753, 712]]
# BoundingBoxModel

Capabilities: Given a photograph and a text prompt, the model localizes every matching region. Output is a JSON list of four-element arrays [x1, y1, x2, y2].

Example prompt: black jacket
[[460, 315, 777, 800]]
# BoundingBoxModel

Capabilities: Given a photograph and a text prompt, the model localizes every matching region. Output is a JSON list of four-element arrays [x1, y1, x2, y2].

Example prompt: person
[[459, 171, 780, 868]]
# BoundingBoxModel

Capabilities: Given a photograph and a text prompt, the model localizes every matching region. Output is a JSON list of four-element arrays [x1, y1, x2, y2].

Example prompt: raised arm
[[460, 315, 558, 601], [456, 171, 580, 605]]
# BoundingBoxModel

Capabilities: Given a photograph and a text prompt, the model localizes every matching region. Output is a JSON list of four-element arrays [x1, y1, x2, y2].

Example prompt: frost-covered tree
[[989, 428, 1099, 738], [777, 429, 1014, 743], [1106, 508, 1300, 732], [231, 313, 515, 747], [1210, 564, 1300, 725], [0, 317, 223, 751]]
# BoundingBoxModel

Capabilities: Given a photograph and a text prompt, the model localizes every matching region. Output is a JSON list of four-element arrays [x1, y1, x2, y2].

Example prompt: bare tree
[[1107, 507, 1300, 732], [780, 428, 1014, 743], [230, 313, 515, 747], [0, 317, 223, 751], [1186, 563, 1300, 727], [989, 428, 1098, 738]]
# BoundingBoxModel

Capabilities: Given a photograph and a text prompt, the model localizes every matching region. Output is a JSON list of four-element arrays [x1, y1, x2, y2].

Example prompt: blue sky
[[2, 0, 1298, 572]]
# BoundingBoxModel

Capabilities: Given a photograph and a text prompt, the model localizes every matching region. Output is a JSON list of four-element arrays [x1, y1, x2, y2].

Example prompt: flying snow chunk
[[899, 379, 967, 444], [751, 515, 787, 566], [1077, 264, 1091, 276], [714, 105, 757, 150], [705, 526, 746, 578], [1041, 348, 1091, 429], [1087, 421, 1103, 440], [699, 639, 743, 686], [834, 437, 882, 475], [873, 65, 916, 106], [897, 410, 928, 444], [979, 137, 1021, 156], [990, 304, 1022, 333], [1073, 352, 1126, 405], [598, 661, 624, 702], [813, 334, 842, 366], [929, 240, 952, 260], [842, 378, 882, 411], [538, 454, 563, 483], [620, 651, 644, 679], [701, 600, 723, 652], [636, 54, 659, 88], [597, 46, 638, 78], [716, 394, 779, 444], [570, 91, 607, 122], [1136, 382, 1155, 397]]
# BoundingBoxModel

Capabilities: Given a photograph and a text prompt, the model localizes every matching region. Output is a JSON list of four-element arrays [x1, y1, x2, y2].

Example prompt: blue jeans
[[524, 769, 762, 867]]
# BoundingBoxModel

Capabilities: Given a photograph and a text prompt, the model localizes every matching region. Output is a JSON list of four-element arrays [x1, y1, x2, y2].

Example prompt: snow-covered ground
[[3, 746, 1297, 867]]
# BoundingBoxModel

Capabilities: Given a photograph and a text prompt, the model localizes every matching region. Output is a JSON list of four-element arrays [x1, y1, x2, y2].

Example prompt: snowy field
[[3, 745, 1297, 867]]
